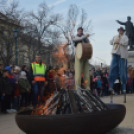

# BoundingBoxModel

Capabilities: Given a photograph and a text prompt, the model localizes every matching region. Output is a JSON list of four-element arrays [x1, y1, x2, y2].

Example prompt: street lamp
[[13, 29, 19, 65]]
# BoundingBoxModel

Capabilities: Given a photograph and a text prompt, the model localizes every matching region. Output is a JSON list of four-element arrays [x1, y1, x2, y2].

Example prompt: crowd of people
[[0, 58, 134, 114], [90, 65, 134, 97]]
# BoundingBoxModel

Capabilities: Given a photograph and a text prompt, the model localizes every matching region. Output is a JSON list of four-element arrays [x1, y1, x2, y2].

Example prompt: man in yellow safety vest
[[29, 54, 47, 108]]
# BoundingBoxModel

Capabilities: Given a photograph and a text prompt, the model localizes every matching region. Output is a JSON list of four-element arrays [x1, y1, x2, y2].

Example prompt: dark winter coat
[[94, 70, 102, 77], [0, 76, 13, 95], [18, 78, 31, 94], [102, 76, 108, 86], [0, 70, 2, 78]]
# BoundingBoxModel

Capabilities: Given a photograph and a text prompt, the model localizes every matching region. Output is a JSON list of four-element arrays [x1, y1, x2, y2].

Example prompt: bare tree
[[26, 2, 62, 56], [0, 0, 25, 65], [54, 5, 92, 69]]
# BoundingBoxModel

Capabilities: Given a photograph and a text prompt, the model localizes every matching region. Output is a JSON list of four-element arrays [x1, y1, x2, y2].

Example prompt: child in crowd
[[92, 77, 98, 96], [102, 73, 108, 96], [19, 71, 31, 110], [127, 75, 133, 93], [12, 66, 21, 111], [5, 66, 17, 112], [100, 79, 104, 97], [96, 76, 101, 97], [0, 70, 13, 114], [68, 73, 75, 90]]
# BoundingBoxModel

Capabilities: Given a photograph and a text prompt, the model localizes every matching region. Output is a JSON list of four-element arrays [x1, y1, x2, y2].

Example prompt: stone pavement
[[0, 94, 134, 134]]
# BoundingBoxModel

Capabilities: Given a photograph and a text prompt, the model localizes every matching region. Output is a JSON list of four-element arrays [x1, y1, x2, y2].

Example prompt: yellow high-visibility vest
[[31, 62, 46, 82]]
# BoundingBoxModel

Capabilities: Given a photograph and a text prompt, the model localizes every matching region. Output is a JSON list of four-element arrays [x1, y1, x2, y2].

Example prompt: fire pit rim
[[16, 104, 126, 117]]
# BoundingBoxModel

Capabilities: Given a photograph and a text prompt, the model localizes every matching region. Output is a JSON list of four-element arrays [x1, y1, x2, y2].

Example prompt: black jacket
[[102, 77, 108, 86], [0, 70, 2, 78], [0, 76, 13, 95]]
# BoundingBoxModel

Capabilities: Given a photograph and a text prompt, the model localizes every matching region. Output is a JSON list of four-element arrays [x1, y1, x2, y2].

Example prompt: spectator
[[92, 77, 98, 96], [0, 70, 13, 114], [11, 66, 21, 112], [100, 79, 104, 97], [81, 74, 86, 89], [102, 73, 108, 96], [5, 66, 19, 112], [127, 75, 133, 93], [96, 76, 101, 96], [13, 66, 21, 80], [94, 66, 102, 77], [0, 62, 4, 108], [128, 65, 134, 92], [19, 71, 31, 110], [128, 65, 134, 78], [22, 65, 29, 80], [90, 72, 94, 91], [22, 65, 32, 107], [5, 66, 16, 84], [0, 62, 4, 77], [68, 73, 75, 90]]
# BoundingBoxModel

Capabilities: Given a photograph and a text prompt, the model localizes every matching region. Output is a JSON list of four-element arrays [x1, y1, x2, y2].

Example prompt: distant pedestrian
[[94, 66, 102, 77], [19, 71, 31, 110], [68, 73, 75, 90], [96, 76, 101, 96], [127, 75, 133, 93], [102, 73, 108, 96], [0, 70, 13, 114], [0, 62, 4, 78]]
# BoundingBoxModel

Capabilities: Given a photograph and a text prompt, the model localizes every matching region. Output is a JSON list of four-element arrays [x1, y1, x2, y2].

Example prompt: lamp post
[[95, 57, 107, 68], [13, 29, 19, 65]]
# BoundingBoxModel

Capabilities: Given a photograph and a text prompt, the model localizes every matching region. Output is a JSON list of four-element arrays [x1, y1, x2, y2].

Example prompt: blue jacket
[[97, 79, 101, 88]]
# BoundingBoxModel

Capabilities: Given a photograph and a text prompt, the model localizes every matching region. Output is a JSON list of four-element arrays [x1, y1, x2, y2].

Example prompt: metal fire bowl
[[15, 104, 126, 134]]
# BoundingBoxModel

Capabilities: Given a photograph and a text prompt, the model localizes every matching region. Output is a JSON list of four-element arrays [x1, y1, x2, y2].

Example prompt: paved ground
[[0, 94, 134, 134]]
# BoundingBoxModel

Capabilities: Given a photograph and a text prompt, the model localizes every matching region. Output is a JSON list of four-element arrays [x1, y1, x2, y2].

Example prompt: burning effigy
[[15, 85, 126, 134]]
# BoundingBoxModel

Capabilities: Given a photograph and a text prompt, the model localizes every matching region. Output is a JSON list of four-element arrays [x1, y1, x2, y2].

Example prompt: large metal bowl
[[15, 104, 126, 134]]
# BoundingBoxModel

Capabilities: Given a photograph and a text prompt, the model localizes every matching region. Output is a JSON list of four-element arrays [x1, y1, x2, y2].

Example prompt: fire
[[84, 80, 88, 84], [31, 93, 54, 115], [53, 44, 69, 65]]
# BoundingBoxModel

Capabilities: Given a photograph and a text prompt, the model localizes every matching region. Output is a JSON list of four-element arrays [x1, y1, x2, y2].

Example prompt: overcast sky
[[7, 0, 134, 65]]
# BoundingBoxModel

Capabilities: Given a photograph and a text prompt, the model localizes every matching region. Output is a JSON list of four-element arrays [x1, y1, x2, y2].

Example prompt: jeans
[[32, 82, 44, 108], [109, 54, 127, 91]]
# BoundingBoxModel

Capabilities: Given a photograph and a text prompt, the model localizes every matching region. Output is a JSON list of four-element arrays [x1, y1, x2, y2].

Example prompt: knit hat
[[20, 71, 26, 77], [14, 66, 20, 71]]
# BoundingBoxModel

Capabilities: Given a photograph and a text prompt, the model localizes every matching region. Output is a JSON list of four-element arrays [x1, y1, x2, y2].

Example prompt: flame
[[53, 45, 68, 65], [31, 92, 54, 115], [84, 80, 88, 84]]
